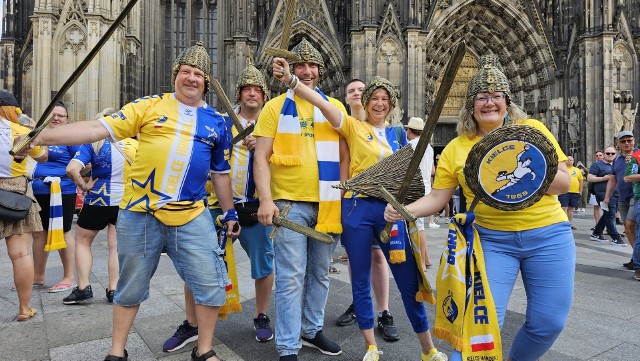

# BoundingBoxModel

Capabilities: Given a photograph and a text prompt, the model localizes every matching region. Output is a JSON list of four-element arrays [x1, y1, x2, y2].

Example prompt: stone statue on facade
[[622, 102, 636, 131], [549, 109, 559, 139], [567, 97, 580, 143]]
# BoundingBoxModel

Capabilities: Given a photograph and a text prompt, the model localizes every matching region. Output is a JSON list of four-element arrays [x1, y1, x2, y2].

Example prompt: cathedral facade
[[1, 0, 639, 162]]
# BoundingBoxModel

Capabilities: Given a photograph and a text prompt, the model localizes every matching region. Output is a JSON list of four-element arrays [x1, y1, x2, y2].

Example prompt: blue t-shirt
[[589, 160, 616, 198], [32, 145, 82, 194], [612, 151, 637, 201]]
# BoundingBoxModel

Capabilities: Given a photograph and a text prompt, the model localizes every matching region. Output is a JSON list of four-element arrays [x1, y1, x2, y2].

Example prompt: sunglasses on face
[[619, 139, 634, 144], [605, 152, 616, 155]]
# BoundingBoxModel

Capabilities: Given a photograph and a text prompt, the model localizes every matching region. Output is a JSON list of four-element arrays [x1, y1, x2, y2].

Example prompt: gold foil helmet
[[291, 38, 325, 75], [465, 55, 511, 110], [235, 62, 270, 101], [361, 76, 398, 108], [171, 41, 213, 94]]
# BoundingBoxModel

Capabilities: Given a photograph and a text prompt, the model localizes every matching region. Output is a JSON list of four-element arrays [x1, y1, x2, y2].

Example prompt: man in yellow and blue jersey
[[21, 41, 238, 361]]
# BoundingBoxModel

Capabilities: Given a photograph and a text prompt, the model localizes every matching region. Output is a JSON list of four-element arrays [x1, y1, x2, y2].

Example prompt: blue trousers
[[341, 197, 429, 333], [450, 221, 575, 361]]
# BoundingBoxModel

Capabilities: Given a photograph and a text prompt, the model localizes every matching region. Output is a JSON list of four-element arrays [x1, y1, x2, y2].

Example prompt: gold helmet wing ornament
[[171, 41, 213, 94]]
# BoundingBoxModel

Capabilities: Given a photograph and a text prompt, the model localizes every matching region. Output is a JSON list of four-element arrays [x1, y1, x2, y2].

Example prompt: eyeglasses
[[475, 94, 505, 104], [605, 152, 616, 155], [619, 139, 634, 144]]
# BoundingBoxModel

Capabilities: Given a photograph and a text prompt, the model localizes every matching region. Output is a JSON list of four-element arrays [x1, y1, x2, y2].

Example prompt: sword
[[380, 41, 467, 242], [269, 205, 334, 244], [210, 77, 255, 144], [263, 0, 301, 64], [10, 0, 141, 157]]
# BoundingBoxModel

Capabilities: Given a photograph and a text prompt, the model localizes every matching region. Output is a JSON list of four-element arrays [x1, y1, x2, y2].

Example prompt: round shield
[[464, 124, 558, 211]]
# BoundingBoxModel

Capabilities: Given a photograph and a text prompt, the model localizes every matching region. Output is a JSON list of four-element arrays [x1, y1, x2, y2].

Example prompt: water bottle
[[18, 113, 31, 126]]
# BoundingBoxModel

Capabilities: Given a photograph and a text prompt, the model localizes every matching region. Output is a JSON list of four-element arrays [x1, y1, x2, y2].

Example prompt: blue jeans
[[272, 201, 335, 357], [210, 208, 274, 279], [114, 210, 228, 306], [593, 194, 621, 238], [341, 197, 428, 333], [450, 221, 575, 361], [633, 201, 640, 269]]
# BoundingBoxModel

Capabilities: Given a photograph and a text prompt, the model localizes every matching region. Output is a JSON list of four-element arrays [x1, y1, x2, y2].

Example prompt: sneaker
[[301, 330, 342, 355], [279, 355, 298, 361], [422, 350, 448, 361], [377, 310, 400, 342], [104, 350, 128, 361], [106, 289, 115, 303], [363, 346, 383, 361], [253, 313, 274, 342], [570, 225, 577, 230], [163, 320, 198, 352], [635, 270, 640, 281], [336, 304, 356, 326], [63, 285, 93, 305], [623, 260, 634, 270], [190, 347, 216, 361], [611, 238, 627, 246], [590, 233, 608, 242], [428, 223, 440, 228]]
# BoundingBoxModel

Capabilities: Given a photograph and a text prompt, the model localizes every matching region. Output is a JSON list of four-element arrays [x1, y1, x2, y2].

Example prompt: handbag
[[235, 201, 260, 227], [0, 179, 33, 222]]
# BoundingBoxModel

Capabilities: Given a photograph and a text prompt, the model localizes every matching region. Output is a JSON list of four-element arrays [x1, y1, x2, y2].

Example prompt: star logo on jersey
[[125, 168, 172, 212], [88, 183, 110, 206], [204, 125, 218, 139]]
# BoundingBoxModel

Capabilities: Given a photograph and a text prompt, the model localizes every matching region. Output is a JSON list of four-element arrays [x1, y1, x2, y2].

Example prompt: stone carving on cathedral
[[613, 90, 635, 132], [550, 108, 560, 140], [567, 96, 580, 143]]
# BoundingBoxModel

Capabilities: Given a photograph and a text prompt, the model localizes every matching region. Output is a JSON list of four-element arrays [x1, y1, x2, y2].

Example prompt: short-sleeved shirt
[[566, 165, 583, 194], [589, 160, 615, 197], [253, 92, 346, 202], [71, 138, 139, 206], [0, 118, 46, 177], [612, 151, 637, 201], [32, 145, 82, 194], [433, 118, 568, 231], [208, 115, 258, 208], [99, 93, 231, 217], [623, 157, 640, 201]]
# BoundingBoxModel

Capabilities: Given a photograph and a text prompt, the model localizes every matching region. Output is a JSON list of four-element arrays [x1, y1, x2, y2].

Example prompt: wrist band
[[288, 75, 298, 88]]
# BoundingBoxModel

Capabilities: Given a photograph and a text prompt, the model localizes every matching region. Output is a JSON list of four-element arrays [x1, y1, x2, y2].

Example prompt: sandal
[[17, 307, 37, 321], [191, 347, 218, 361], [48, 282, 77, 293], [329, 266, 340, 274]]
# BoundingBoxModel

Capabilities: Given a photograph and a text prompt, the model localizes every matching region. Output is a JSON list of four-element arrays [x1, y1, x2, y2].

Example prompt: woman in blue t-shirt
[[31, 102, 80, 293]]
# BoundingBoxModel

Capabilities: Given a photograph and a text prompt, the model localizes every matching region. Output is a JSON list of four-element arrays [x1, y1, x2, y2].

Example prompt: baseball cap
[[0, 91, 20, 107], [617, 130, 634, 139]]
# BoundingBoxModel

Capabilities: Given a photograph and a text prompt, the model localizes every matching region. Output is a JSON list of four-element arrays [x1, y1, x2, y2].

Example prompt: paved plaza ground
[[0, 206, 638, 360]]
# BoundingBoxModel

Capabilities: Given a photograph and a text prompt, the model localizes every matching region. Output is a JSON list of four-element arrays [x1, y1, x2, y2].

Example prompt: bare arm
[[604, 175, 617, 204], [37, 120, 110, 147], [384, 187, 456, 222], [212, 172, 240, 238], [66, 161, 95, 192], [254, 136, 279, 226], [546, 161, 571, 195], [272, 58, 343, 127], [587, 172, 611, 183]]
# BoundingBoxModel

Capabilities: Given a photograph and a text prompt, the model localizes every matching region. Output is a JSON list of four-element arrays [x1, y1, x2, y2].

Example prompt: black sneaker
[[611, 238, 627, 246], [301, 330, 342, 355], [253, 313, 274, 342], [163, 320, 198, 352], [377, 310, 400, 342], [336, 304, 356, 326], [590, 233, 608, 243], [106, 289, 115, 303], [190, 347, 216, 361], [623, 260, 634, 270], [63, 285, 93, 305], [280, 355, 298, 361], [635, 269, 640, 281], [104, 349, 128, 361]]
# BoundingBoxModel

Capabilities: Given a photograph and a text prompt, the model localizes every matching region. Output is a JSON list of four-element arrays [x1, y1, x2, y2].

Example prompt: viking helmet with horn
[[290, 38, 325, 76], [465, 54, 511, 110], [172, 41, 213, 94], [235, 61, 270, 102]]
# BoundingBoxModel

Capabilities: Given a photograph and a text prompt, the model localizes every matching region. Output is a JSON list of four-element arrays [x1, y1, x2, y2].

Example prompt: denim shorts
[[114, 209, 228, 306], [210, 208, 274, 279]]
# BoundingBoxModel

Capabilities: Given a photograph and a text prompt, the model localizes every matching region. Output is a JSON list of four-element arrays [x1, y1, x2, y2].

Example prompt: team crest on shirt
[[365, 133, 373, 142], [154, 116, 168, 128], [479, 142, 546, 204]]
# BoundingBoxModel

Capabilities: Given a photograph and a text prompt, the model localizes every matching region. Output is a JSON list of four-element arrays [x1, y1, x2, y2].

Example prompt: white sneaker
[[363, 348, 383, 361], [428, 223, 440, 228], [424, 351, 448, 361]]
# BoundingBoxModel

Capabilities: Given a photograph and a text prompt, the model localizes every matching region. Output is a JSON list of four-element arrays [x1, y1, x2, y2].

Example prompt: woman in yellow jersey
[[0, 91, 48, 321], [272, 59, 447, 361], [385, 56, 574, 361]]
